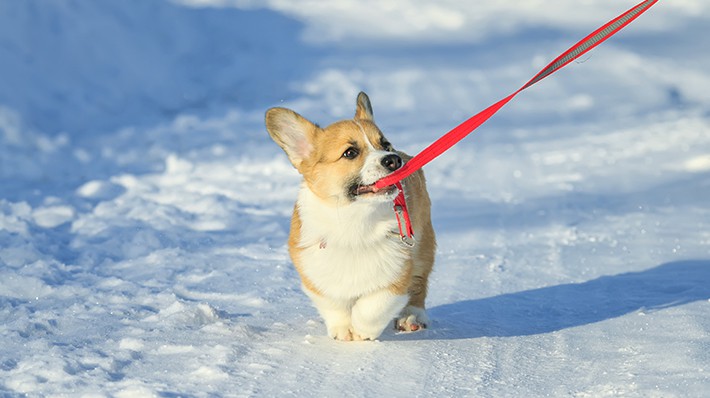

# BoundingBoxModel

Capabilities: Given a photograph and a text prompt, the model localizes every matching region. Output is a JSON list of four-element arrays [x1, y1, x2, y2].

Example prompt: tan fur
[[288, 205, 322, 296]]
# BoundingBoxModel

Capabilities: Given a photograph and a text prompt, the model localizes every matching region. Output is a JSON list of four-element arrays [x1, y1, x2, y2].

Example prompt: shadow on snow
[[411, 260, 710, 340]]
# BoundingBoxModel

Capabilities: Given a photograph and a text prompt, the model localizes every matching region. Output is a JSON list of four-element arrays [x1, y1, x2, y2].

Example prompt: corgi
[[265, 92, 436, 341]]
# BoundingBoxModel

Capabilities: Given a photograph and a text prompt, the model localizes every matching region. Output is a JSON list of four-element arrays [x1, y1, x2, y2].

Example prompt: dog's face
[[265, 92, 402, 205]]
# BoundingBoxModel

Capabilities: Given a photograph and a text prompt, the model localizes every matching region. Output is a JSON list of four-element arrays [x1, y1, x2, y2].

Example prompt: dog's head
[[266, 92, 402, 205]]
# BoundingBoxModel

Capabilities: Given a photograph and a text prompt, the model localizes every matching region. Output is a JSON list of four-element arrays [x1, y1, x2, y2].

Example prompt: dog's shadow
[[394, 260, 710, 341]]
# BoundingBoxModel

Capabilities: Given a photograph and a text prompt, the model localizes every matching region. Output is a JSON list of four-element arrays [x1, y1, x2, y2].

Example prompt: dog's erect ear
[[265, 107, 318, 169], [355, 91, 374, 121]]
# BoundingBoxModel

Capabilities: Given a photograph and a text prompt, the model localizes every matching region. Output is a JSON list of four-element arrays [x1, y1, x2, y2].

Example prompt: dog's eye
[[342, 147, 359, 159], [381, 140, 393, 151]]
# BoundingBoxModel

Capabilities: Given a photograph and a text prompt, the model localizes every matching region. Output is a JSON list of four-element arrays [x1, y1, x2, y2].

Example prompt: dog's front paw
[[329, 326, 375, 342], [328, 325, 355, 341], [349, 329, 375, 342], [395, 306, 429, 332]]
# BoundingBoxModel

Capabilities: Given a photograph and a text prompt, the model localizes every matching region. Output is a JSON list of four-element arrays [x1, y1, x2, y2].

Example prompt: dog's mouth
[[349, 182, 397, 198]]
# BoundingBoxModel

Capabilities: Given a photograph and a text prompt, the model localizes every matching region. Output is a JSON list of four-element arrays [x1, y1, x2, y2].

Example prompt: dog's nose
[[381, 154, 403, 172]]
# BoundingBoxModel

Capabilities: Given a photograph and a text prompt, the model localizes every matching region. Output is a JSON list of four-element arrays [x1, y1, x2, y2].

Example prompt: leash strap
[[374, 0, 659, 190], [393, 182, 415, 246]]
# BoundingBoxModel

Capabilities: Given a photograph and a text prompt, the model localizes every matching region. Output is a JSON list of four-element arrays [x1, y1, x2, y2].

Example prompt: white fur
[[304, 289, 354, 340], [297, 185, 407, 299], [354, 119, 393, 186], [360, 148, 393, 187], [351, 289, 408, 340], [296, 184, 412, 339]]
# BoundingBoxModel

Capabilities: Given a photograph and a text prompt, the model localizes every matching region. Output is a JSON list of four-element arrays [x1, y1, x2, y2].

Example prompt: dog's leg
[[351, 289, 408, 341], [304, 288, 354, 341], [397, 227, 435, 332], [395, 273, 430, 332]]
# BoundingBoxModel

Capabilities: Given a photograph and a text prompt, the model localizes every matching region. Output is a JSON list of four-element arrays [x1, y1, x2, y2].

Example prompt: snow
[[1, 0, 709, 396]]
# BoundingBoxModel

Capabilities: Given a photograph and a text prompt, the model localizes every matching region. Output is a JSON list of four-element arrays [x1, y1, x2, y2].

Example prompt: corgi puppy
[[265, 92, 436, 341]]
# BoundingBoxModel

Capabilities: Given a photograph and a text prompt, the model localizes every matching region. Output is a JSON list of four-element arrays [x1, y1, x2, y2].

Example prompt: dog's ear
[[355, 91, 374, 121], [265, 107, 318, 169]]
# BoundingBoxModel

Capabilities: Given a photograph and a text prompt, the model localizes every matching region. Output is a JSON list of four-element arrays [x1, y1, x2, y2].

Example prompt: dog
[[265, 92, 436, 341]]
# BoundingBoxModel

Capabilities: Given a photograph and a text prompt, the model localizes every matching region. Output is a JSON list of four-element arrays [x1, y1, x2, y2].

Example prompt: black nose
[[381, 154, 403, 172]]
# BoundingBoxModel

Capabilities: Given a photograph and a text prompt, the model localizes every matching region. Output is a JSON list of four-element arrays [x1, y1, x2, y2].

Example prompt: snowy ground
[[1, 1, 709, 396]]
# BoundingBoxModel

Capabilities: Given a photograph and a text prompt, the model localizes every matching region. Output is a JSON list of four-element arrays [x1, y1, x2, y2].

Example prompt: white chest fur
[[295, 186, 410, 300]]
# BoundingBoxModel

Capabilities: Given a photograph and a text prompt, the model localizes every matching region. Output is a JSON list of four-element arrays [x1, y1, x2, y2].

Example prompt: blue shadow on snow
[[424, 260, 710, 339]]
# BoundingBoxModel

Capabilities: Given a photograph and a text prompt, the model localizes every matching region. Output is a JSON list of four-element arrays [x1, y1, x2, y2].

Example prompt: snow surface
[[1, 0, 709, 396]]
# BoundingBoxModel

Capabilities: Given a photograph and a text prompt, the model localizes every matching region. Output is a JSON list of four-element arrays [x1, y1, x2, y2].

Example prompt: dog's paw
[[328, 325, 355, 341], [395, 306, 429, 332], [349, 329, 375, 342], [395, 314, 426, 332], [350, 331, 366, 341], [328, 327, 376, 342]]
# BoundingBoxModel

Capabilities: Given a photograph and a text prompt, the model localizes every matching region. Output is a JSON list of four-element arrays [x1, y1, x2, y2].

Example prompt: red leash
[[375, 0, 659, 190]]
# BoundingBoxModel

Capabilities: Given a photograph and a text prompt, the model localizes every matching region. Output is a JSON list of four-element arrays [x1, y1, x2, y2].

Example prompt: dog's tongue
[[354, 183, 397, 196], [355, 184, 380, 195]]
